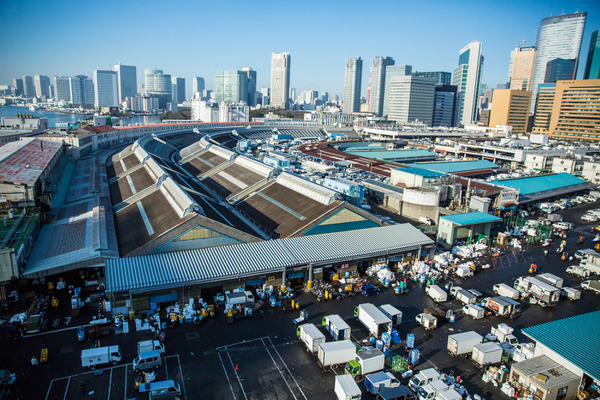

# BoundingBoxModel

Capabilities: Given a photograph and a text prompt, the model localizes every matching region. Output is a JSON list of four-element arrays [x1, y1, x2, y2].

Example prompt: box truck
[[408, 368, 441, 391], [334, 374, 361, 400], [472, 342, 503, 367], [416, 379, 449, 400], [560, 287, 581, 300], [345, 348, 385, 377], [137, 340, 165, 357], [436, 389, 462, 400], [581, 280, 600, 294], [365, 371, 401, 395], [449, 287, 477, 305], [298, 323, 326, 353], [462, 304, 484, 319], [378, 304, 402, 326], [425, 285, 447, 303], [536, 273, 564, 288], [317, 340, 356, 368], [514, 277, 560, 306], [323, 314, 351, 341], [580, 260, 600, 275], [447, 331, 482, 357], [491, 323, 518, 345], [81, 345, 122, 368], [493, 283, 520, 300], [354, 304, 392, 338], [415, 313, 437, 330], [482, 296, 521, 317], [566, 265, 591, 278]]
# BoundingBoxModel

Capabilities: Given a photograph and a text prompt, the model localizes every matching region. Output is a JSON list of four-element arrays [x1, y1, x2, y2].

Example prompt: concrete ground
[[1, 200, 600, 400]]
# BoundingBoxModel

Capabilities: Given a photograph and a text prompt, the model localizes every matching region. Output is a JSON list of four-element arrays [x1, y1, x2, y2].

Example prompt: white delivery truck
[[491, 323, 518, 345], [317, 340, 356, 368], [566, 265, 591, 278], [415, 313, 437, 330], [581, 280, 600, 294], [536, 273, 564, 288], [455, 266, 474, 278], [437, 389, 462, 400], [416, 379, 449, 400], [345, 348, 385, 377], [449, 287, 477, 305], [334, 374, 361, 400], [137, 340, 165, 357], [378, 304, 402, 326], [482, 296, 521, 317], [493, 283, 520, 300], [560, 287, 581, 300], [462, 304, 485, 319], [226, 291, 255, 305], [425, 285, 447, 302], [447, 331, 482, 357], [514, 277, 560, 307], [408, 368, 441, 391], [354, 304, 392, 338], [419, 216, 433, 225], [81, 345, 122, 368], [365, 371, 401, 395], [472, 342, 503, 367], [580, 260, 600, 275], [298, 323, 326, 353], [323, 314, 351, 341]]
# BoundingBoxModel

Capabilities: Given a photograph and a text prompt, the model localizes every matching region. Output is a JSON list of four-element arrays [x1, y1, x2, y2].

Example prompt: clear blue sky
[[0, 0, 599, 98]]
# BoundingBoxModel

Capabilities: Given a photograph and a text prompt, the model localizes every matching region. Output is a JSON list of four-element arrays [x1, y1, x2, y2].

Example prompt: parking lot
[[44, 354, 185, 400]]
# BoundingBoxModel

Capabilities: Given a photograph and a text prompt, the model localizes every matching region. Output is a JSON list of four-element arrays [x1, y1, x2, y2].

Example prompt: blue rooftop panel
[[406, 160, 499, 173], [522, 311, 600, 382], [395, 167, 446, 178], [440, 211, 501, 226], [346, 149, 436, 161], [489, 173, 588, 195]]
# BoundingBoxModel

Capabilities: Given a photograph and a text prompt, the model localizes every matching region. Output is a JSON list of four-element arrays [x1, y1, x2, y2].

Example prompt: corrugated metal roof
[[0, 138, 63, 185], [488, 173, 588, 196], [395, 167, 446, 178], [105, 224, 434, 293], [440, 212, 501, 226], [406, 160, 499, 173], [522, 311, 600, 383], [346, 149, 436, 160]]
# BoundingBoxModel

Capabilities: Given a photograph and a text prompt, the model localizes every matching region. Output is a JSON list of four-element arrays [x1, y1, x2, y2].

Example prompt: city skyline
[[0, 1, 599, 98]]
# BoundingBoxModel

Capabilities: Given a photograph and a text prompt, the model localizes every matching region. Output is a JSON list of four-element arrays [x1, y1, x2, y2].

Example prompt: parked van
[[133, 350, 162, 372], [140, 380, 181, 399]]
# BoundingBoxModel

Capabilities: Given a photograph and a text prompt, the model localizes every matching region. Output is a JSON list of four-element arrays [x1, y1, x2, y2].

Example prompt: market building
[[488, 173, 593, 204], [437, 211, 501, 247]]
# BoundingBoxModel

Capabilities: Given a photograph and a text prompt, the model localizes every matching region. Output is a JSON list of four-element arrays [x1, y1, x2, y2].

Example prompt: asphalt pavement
[[1, 201, 600, 400]]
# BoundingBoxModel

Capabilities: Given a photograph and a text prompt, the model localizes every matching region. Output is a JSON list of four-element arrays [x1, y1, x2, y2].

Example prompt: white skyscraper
[[530, 12, 587, 112], [368, 56, 395, 116], [113, 64, 137, 101], [387, 75, 435, 126], [452, 41, 484, 125], [343, 57, 362, 114], [270, 52, 291, 109], [69, 75, 94, 105], [382, 65, 412, 117], [53, 76, 71, 102], [192, 77, 205, 98], [93, 70, 118, 107]]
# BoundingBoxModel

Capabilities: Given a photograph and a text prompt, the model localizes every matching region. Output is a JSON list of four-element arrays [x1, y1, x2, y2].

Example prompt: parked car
[[361, 285, 381, 297]]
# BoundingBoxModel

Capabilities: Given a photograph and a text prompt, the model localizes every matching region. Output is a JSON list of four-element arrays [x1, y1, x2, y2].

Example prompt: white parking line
[[261, 338, 298, 400], [123, 365, 128, 400], [62, 376, 71, 400], [267, 337, 308, 400], [44, 380, 54, 400], [107, 368, 113, 400], [176, 354, 187, 400], [226, 351, 248, 400], [218, 351, 237, 400]]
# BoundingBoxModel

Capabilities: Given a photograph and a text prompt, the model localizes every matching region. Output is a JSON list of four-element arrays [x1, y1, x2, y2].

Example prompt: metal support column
[[281, 267, 287, 292], [307, 264, 313, 289]]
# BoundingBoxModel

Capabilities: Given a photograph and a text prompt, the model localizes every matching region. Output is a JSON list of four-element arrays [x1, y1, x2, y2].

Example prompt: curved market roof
[[488, 173, 588, 196], [105, 224, 434, 293]]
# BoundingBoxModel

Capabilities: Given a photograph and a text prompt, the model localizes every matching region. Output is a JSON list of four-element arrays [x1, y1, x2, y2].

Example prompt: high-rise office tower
[[34, 75, 50, 98], [413, 71, 451, 85], [488, 89, 532, 134], [113, 64, 137, 101], [192, 77, 205, 98], [93, 70, 118, 107], [260, 88, 270, 106], [13, 78, 23, 96], [387, 75, 435, 125], [270, 52, 291, 109], [22, 76, 35, 98], [145, 69, 172, 108], [242, 68, 257, 107], [382, 65, 413, 117], [544, 58, 576, 83], [54, 76, 71, 102], [433, 85, 460, 127], [69, 75, 94, 105], [584, 30, 600, 79], [548, 79, 600, 140], [530, 12, 587, 112], [508, 45, 537, 91], [214, 70, 248, 104], [532, 83, 556, 134], [368, 56, 395, 116], [171, 77, 186, 104], [343, 57, 363, 114], [452, 41, 484, 125]]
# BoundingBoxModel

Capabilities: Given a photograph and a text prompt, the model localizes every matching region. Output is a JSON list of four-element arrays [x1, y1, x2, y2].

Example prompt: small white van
[[133, 350, 162, 372], [552, 221, 574, 230]]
